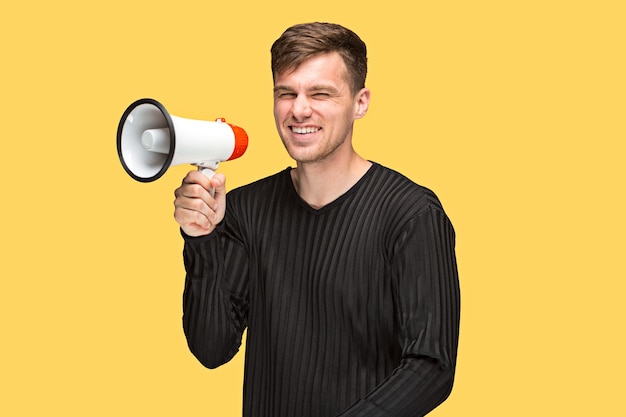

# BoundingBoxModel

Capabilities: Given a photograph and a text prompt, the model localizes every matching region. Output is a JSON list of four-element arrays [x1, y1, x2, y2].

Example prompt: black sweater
[[182, 163, 460, 417]]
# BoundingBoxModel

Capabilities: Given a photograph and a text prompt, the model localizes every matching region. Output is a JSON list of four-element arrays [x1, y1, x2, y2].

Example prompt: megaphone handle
[[198, 166, 216, 196]]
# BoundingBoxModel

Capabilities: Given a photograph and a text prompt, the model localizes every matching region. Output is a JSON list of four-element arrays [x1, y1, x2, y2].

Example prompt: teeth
[[292, 126, 319, 134]]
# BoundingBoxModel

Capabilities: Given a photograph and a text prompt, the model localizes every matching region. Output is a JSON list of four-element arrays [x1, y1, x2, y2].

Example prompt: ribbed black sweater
[[182, 163, 460, 417]]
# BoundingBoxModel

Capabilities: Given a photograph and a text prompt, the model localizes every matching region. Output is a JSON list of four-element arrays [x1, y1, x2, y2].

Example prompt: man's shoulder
[[228, 167, 291, 199], [371, 163, 444, 214]]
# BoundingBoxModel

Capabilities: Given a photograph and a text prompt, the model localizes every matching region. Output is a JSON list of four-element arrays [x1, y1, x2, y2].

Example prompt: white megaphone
[[117, 98, 248, 182]]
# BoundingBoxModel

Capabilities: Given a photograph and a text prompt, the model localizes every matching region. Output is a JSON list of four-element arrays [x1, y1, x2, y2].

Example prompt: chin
[[281, 141, 316, 162]]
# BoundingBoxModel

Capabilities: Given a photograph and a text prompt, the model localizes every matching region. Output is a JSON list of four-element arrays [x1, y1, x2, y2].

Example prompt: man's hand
[[174, 170, 227, 237]]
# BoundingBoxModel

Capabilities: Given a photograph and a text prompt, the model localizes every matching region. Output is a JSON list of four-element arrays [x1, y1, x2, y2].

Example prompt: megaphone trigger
[[197, 165, 217, 197]]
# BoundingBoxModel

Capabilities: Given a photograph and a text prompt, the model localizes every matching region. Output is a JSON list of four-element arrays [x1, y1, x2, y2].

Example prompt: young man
[[174, 22, 460, 417]]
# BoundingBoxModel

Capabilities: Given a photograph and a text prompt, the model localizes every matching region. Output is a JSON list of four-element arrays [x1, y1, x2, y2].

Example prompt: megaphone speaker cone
[[117, 98, 175, 182]]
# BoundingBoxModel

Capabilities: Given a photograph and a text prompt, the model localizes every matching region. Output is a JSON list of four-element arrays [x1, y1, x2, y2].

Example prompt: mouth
[[290, 126, 321, 134]]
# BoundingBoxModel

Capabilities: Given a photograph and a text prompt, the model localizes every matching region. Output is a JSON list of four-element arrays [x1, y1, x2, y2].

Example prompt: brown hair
[[270, 22, 368, 95]]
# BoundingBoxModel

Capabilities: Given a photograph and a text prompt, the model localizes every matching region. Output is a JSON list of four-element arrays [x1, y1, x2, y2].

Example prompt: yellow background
[[2, 1, 624, 415]]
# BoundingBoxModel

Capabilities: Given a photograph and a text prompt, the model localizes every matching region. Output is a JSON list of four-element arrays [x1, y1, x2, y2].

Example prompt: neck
[[291, 151, 372, 209]]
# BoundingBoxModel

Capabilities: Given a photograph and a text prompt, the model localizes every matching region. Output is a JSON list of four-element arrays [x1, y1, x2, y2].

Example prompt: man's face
[[273, 52, 369, 164]]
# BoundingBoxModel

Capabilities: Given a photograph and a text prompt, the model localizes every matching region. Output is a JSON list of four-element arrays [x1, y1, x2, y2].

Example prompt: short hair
[[270, 22, 368, 95]]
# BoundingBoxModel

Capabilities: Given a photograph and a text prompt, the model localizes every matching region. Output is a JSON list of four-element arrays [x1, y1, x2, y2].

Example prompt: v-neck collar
[[284, 162, 379, 215]]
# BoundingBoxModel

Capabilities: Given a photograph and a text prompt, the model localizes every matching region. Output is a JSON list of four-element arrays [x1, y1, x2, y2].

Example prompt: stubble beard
[[281, 133, 348, 165]]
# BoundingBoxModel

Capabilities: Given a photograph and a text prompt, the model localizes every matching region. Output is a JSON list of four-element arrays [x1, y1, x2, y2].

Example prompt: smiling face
[[273, 52, 370, 165]]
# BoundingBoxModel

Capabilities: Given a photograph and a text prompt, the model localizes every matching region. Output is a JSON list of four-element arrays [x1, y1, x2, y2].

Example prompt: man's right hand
[[174, 170, 227, 237]]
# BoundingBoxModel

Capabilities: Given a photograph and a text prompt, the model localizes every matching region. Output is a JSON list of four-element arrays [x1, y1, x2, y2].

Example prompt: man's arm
[[182, 229, 248, 369], [174, 170, 249, 368], [339, 206, 460, 416]]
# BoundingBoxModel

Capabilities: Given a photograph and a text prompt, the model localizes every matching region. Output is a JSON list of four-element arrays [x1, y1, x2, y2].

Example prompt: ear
[[353, 88, 371, 120]]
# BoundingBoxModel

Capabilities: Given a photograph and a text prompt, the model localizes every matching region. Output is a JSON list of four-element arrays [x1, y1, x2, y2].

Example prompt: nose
[[291, 94, 312, 120]]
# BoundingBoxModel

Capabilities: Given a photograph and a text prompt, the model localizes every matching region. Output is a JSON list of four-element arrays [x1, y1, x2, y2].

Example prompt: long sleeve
[[181, 224, 249, 369], [338, 206, 460, 417]]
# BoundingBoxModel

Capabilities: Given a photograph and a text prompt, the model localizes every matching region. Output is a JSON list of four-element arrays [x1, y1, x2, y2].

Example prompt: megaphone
[[117, 98, 248, 182]]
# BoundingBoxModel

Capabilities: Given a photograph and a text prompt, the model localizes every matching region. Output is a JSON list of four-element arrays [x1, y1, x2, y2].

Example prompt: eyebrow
[[273, 84, 340, 94], [273, 85, 294, 93]]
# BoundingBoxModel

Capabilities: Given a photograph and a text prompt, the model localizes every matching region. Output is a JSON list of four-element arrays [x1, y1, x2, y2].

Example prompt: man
[[174, 22, 460, 417]]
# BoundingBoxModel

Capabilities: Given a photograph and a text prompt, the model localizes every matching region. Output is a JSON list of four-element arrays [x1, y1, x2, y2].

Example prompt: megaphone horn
[[117, 98, 248, 182]]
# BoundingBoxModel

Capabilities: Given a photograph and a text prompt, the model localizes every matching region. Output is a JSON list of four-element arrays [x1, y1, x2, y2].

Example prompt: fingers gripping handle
[[198, 165, 217, 196]]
